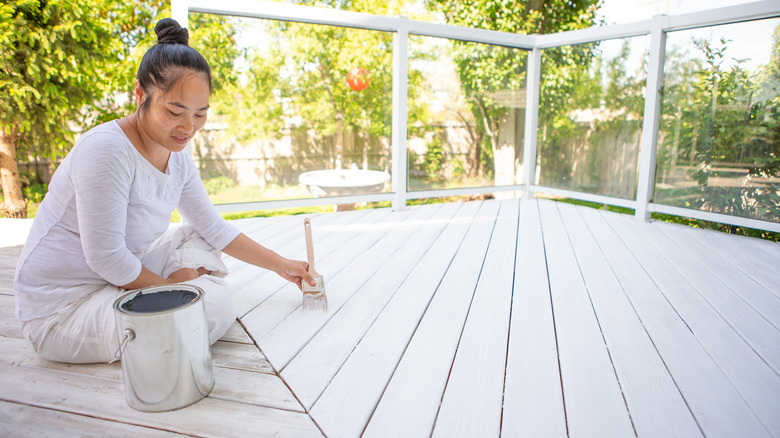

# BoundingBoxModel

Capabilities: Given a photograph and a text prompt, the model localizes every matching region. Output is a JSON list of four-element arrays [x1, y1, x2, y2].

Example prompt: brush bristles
[[302, 276, 327, 313], [302, 290, 328, 313]]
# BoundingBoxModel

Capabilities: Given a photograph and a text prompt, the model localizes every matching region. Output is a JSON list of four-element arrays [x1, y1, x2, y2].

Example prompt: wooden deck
[[1, 198, 779, 437]]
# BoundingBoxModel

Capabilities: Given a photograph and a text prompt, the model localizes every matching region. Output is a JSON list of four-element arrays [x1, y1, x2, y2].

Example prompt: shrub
[[203, 176, 236, 195]]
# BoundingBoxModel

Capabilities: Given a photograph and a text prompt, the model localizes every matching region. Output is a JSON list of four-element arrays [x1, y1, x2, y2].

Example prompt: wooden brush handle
[[304, 218, 318, 276]]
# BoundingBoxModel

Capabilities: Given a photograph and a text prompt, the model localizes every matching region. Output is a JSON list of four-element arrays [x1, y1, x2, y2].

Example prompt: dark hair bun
[[155, 18, 189, 46]]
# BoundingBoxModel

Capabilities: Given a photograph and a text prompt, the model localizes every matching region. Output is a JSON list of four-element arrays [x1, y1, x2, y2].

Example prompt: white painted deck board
[[653, 220, 780, 328], [501, 198, 567, 437], [308, 201, 482, 438], [641, 220, 780, 375], [706, 228, 780, 276], [583, 206, 773, 438], [282, 202, 460, 410], [229, 209, 376, 318], [539, 200, 636, 438], [262, 205, 444, 371], [559, 203, 702, 438], [2, 198, 779, 437], [240, 209, 396, 349], [604, 209, 780, 434], [677, 223, 780, 297], [432, 199, 518, 437]]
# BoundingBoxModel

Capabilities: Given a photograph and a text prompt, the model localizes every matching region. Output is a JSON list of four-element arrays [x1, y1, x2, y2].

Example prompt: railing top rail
[[177, 0, 780, 50], [535, 0, 780, 48], [178, 0, 536, 49], [666, 0, 780, 31]]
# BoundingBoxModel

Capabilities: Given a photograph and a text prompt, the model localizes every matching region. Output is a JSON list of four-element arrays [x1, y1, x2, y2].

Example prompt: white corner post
[[171, 0, 189, 29], [172, 0, 191, 159], [522, 46, 541, 199], [635, 15, 668, 221], [391, 19, 409, 211]]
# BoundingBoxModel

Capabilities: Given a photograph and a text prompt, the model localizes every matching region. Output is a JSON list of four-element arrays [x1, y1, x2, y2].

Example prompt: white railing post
[[523, 47, 541, 199], [635, 14, 668, 221], [172, 0, 191, 162], [171, 0, 189, 29], [392, 19, 409, 211]]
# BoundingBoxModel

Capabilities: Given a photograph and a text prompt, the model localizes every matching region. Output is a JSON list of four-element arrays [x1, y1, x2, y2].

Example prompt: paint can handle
[[109, 329, 136, 364]]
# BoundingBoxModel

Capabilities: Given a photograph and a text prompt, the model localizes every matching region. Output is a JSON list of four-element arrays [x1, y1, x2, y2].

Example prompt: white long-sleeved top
[[14, 121, 240, 321]]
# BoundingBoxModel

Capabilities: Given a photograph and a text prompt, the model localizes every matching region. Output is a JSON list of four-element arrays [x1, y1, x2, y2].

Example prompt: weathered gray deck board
[[1, 198, 779, 437], [0, 399, 188, 437], [0, 270, 322, 437], [0, 245, 21, 293]]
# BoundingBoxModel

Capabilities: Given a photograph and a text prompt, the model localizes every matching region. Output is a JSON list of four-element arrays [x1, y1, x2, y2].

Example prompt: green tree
[[0, 1, 242, 218], [424, 135, 445, 181], [425, 0, 601, 178], [200, 0, 428, 179], [657, 30, 780, 222], [189, 12, 241, 94], [0, 0, 164, 218]]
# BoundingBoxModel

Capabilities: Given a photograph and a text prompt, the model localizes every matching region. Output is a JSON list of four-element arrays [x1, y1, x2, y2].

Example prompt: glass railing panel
[[189, 14, 393, 207], [536, 36, 649, 200], [655, 18, 780, 223], [406, 35, 528, 193]]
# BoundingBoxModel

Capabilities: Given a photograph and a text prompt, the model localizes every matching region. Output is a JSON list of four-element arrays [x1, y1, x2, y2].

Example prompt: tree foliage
[[657, 30, 780, 222], [204, 0, 428, 176], [425, 0, 601, 178], [0, 0, 165, 217], [0, 1, 244, 217]]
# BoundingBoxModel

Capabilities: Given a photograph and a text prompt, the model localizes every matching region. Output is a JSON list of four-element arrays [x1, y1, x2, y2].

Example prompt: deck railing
[[172, 0, 780, 233]]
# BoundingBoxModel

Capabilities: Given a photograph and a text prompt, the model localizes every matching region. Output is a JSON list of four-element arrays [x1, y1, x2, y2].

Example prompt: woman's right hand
[[166, 267, 202, 284]]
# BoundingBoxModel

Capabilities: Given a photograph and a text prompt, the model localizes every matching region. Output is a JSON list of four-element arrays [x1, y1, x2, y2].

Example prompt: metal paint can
[[113, 284, 214, 412]]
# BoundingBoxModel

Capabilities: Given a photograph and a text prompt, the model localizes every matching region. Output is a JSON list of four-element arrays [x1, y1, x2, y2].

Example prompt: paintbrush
[[302, 217, 327, 313]]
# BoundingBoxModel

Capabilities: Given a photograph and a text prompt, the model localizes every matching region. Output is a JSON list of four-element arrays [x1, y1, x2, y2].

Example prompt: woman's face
[[136, 71, 210, 153]]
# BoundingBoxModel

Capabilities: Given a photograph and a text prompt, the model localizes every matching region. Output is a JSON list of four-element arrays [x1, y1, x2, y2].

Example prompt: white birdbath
[[299, 167, 391, 210]]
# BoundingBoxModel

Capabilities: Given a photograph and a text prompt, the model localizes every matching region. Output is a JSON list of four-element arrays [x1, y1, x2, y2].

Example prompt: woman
[[13, 18, 314, 364]]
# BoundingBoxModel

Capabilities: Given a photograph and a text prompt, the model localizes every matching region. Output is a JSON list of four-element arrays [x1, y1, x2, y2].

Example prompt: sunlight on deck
[[2, 198, 778, 437]]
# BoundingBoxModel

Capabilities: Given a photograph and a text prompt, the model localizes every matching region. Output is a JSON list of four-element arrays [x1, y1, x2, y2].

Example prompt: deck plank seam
[[353, 202, 484, 437]]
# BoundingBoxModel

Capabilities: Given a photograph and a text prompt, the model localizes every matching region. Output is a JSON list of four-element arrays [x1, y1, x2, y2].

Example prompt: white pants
[[21, 225, 238, 364]]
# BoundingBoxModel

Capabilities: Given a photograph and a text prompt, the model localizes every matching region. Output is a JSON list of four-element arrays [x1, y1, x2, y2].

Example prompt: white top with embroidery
[[14, 121, 240, 321]]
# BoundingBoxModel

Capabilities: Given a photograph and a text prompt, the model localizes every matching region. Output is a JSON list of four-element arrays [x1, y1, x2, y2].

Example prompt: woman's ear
[[134, 80, 145, 107]]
